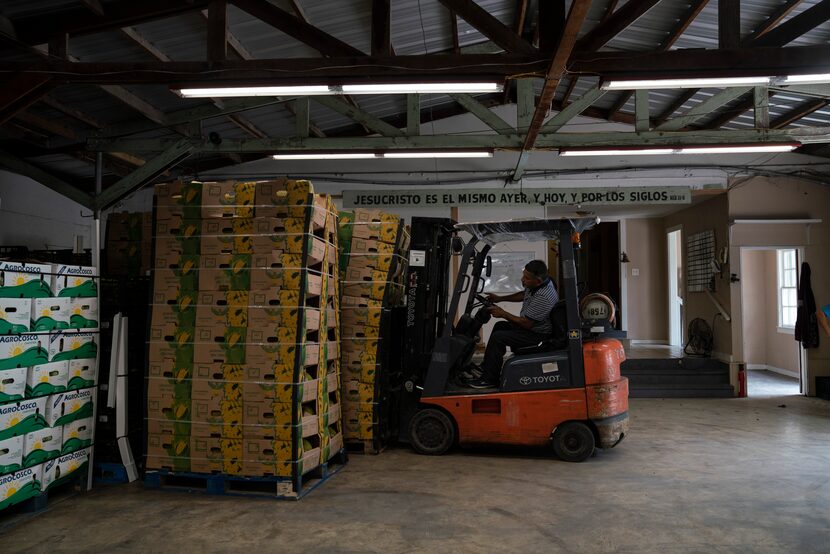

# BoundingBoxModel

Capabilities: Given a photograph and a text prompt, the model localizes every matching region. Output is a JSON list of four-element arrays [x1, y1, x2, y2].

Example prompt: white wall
[[0, 170, 93, 251]]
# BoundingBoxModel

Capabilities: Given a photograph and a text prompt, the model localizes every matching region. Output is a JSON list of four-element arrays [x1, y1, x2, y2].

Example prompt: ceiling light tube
[[342, 82, 503, 94], [272, 152, 379, 160], [601, 76, 771, 90], [779, 73, 830, 85], [559, 143, 799, 156], [383, 151, 493, 158], [176, 85, 331, 98]]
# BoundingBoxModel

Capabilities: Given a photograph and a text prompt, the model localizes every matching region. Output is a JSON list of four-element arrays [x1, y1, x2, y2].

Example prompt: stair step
[[629, 383, 735, 398]]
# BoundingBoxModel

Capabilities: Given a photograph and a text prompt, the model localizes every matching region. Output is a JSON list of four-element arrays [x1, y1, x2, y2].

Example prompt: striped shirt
[[520, 279, 559, 334]]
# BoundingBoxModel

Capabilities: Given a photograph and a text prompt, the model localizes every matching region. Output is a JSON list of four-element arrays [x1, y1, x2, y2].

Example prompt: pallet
[[345, 439, 384, 455], [143, 449, 347, 500], [0, 473, 86, 528], [93, 462, 130, 484]]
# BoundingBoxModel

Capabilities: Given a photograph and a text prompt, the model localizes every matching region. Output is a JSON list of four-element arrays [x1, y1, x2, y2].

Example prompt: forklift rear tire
[[409, 408, 456, 455], [552, 421, 595, 462]]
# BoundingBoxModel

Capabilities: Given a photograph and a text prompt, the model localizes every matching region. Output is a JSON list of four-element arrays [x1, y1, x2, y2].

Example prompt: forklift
[[395, 217, 629, 462]]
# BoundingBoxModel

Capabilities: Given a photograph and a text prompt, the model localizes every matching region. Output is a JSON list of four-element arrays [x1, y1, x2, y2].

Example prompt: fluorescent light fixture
[[176, 82, 502, 98], [601, 76, 770, 90], [559, 148, 675, 156], [560, 144, 799, 156], [779, 73, 830, 85], [272, 153, 379, 160], [678, 144, 798, 154], [341, 82, 503, 94], [176, 85, 331, 98], [384, 151, 493, 158]]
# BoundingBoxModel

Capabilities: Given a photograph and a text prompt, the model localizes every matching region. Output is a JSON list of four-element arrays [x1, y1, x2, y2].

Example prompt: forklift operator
[[465, 260, 559, 389]]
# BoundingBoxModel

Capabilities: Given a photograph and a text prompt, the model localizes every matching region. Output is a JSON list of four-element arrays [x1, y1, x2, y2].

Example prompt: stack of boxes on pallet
[[105, 212, 153, 277], [0, 262, 98, 511], [146, 179, 343, 492], [338, 210, 410, 452]]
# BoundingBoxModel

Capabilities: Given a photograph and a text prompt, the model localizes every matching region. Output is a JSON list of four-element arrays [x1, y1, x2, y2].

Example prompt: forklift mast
[[401, 217, 456, 380]]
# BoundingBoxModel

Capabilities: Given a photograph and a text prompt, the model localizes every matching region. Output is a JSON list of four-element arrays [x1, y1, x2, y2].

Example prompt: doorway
[[739, 248, 802, 396], [667, 227, 683, 347], [576, 222, 621, 328]]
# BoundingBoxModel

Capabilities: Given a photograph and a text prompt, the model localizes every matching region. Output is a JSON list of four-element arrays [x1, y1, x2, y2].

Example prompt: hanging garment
[[795, 262, 819, 348]]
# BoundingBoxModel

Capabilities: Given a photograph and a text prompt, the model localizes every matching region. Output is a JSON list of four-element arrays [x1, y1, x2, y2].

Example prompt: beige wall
[[741, 250, 768, 365], [624, 218, 668, 341], [763, 252, 800, 374], [665, 194, 732, 357], [729, 176, 830, 394]]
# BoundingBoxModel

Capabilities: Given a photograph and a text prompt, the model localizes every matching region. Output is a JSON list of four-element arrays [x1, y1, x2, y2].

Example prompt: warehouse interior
[[1, 0, 830, 551]]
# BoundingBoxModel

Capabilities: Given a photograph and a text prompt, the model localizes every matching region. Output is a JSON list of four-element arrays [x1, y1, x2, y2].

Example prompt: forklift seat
[[513, 300, 568, 355]]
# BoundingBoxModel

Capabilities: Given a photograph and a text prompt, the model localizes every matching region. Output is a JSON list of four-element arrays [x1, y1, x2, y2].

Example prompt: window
[[777, 249, 798, 330]]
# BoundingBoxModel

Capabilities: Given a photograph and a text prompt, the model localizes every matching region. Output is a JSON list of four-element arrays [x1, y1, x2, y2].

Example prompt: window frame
[[776, 249, 798, 333]]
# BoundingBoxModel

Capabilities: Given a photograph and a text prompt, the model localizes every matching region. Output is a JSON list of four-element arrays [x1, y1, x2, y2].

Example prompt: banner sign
[[343, 187, 692, 208]]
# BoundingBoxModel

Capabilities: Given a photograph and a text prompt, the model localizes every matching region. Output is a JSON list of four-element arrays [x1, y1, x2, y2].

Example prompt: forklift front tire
[[409, 408, 456, 455], [552, 421, 595, 462]]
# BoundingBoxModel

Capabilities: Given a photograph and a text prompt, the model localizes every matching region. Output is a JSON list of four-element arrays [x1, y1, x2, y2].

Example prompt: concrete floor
[[3, 394, 830, 553], [748, 369, 800, 397]]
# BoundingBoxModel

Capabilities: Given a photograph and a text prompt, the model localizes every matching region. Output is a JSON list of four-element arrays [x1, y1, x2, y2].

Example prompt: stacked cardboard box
[[0, 261, 97, 511], [146, 179, 342, 489], [337, 210, 409, 452], [105, 212, 153, 277]]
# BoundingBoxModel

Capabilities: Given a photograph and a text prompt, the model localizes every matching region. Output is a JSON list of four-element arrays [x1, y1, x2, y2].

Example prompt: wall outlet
[[632, 268, 640, 276]]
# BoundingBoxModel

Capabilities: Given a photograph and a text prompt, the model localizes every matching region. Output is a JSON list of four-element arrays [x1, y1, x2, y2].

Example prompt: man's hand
[[487, 305, 509, 319], [486, 293, 501, 303]]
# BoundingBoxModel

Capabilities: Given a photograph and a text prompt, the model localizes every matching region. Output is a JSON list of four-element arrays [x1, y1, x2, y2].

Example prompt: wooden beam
[[99, 85, 170, 126], [48, 33, 68, 59], [14, 0, 210, 46], [540, 87, 606, 133], [231, 0, 365, 57], [0, 150, 94, 208], [41, 95, 105, 129], [313, 96, 404, 137], [653, 90, 697, 127], [742, 0, 803, 43], [699, 91, 756, 129], [0, 54, 550, 84], [754, 86, 770, 129], [559, 77, 578, 107], [657, 87, 752, 131], [436, 0, 536, 54], [120, 26, 170, 61], [207, 0, 228, 62], [79, 0, 105, 17], [770, 98, 830, 129], [635, 89, 649, 132], [516, 78, 535, 133], [450, 8, 460, 54], [226, 113, 267, 139], [294, 97, 309, 138], [751, 0, 830, 47], [575, 0, 660, 52], [451, 93, 514, 134], [407, 94, 420, 136], [371, 0, 391, 56], [14, 111, 81, 141], [0, 74, 53, 126], [718, 0, 740, 49], [521, 0, 590, 151]]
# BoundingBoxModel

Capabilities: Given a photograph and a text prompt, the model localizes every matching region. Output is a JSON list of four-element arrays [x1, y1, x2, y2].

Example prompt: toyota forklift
[[395, 217, 629, 462]]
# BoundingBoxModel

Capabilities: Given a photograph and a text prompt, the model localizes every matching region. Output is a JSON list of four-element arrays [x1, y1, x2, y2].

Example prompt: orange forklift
[[395, 217, 629, 462]]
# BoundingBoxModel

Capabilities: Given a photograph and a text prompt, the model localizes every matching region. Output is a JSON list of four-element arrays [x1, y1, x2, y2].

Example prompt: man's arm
[[487, 291, 524, 303], [488, 305, 535, 330]]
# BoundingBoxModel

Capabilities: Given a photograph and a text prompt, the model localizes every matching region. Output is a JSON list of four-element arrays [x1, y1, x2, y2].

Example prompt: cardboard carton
[[0, 261, 53, 298], [48, 332, 97, 363], [0, 465, 42, 510], [145, 434, 190, 472], [198, 254, 251, 291], [151, 301, 197, 331], [66, 358, 95, 390], [193, 325, 246, 364], [246, 341, 319, 369], [189, 436, 224, 473], [242, 378, 318, 405], [61, 416, 93, 454], [343, 380, 375, 405], [155, 180, 202, 221], [0, 298, 31, 333], [0, 366, 27, 402], [189, 420, 242, 440], [340, 305, 382, 328], [201, 181, 256, 219], [0, 435, 23, 474], [0, 396, 48, 441], [345, 252, 396, 273], [247, 306, 320, 334], [45, 388, 94, 428], [30, 297, 70, 332], [53, 265, 97, 298], [26, 360, 70, 397], [22, 426, 61, 467], [348, 238, 395, 255], [340, 295, 383, 309], [106, 211, 150, 242], [68, 297, 98, 330]]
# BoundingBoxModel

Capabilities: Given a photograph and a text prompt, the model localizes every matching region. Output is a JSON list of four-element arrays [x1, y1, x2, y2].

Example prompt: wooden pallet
[[143, 449, 347, 500], [0, 473, 86, 529]]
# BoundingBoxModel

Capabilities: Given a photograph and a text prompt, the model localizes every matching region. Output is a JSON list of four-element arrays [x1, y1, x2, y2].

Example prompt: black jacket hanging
[[795, 261, 819, 349]]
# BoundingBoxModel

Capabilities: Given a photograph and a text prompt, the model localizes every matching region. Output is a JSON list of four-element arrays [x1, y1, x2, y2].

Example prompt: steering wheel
[[473, 293, 493, 309]]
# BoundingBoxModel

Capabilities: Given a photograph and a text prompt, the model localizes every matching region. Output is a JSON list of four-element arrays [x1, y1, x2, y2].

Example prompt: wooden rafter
[[371, 0, 391, 56], [79, 0, 105, 17], [0, 74, 53, 126], [771, 98, 830, 129], [700, 91, 775, 130], [231, 0, 365, 57], [718, 0, 740, 48], [437, 0, 536, 55], [14, 0, 210, 46], [207, 0, 228, 62], [742, 0, 803, 43], [751, 0, 830, 47], [574, 0, 661, 52]]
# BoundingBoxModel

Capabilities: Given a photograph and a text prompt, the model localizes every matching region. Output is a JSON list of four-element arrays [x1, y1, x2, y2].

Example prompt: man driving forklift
[[462, 260, 559, 389]]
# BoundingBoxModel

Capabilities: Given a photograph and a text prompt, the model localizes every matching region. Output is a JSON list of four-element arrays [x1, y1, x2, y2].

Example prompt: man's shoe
[[467, 378, 497, 389], [459, 364, 483, 381]]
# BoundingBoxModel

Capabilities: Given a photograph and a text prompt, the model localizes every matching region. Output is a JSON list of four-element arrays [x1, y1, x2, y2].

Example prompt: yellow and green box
[[0, 298, 31, 334], [26, 360, 69, 397], [0, 262, 53, 298]]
